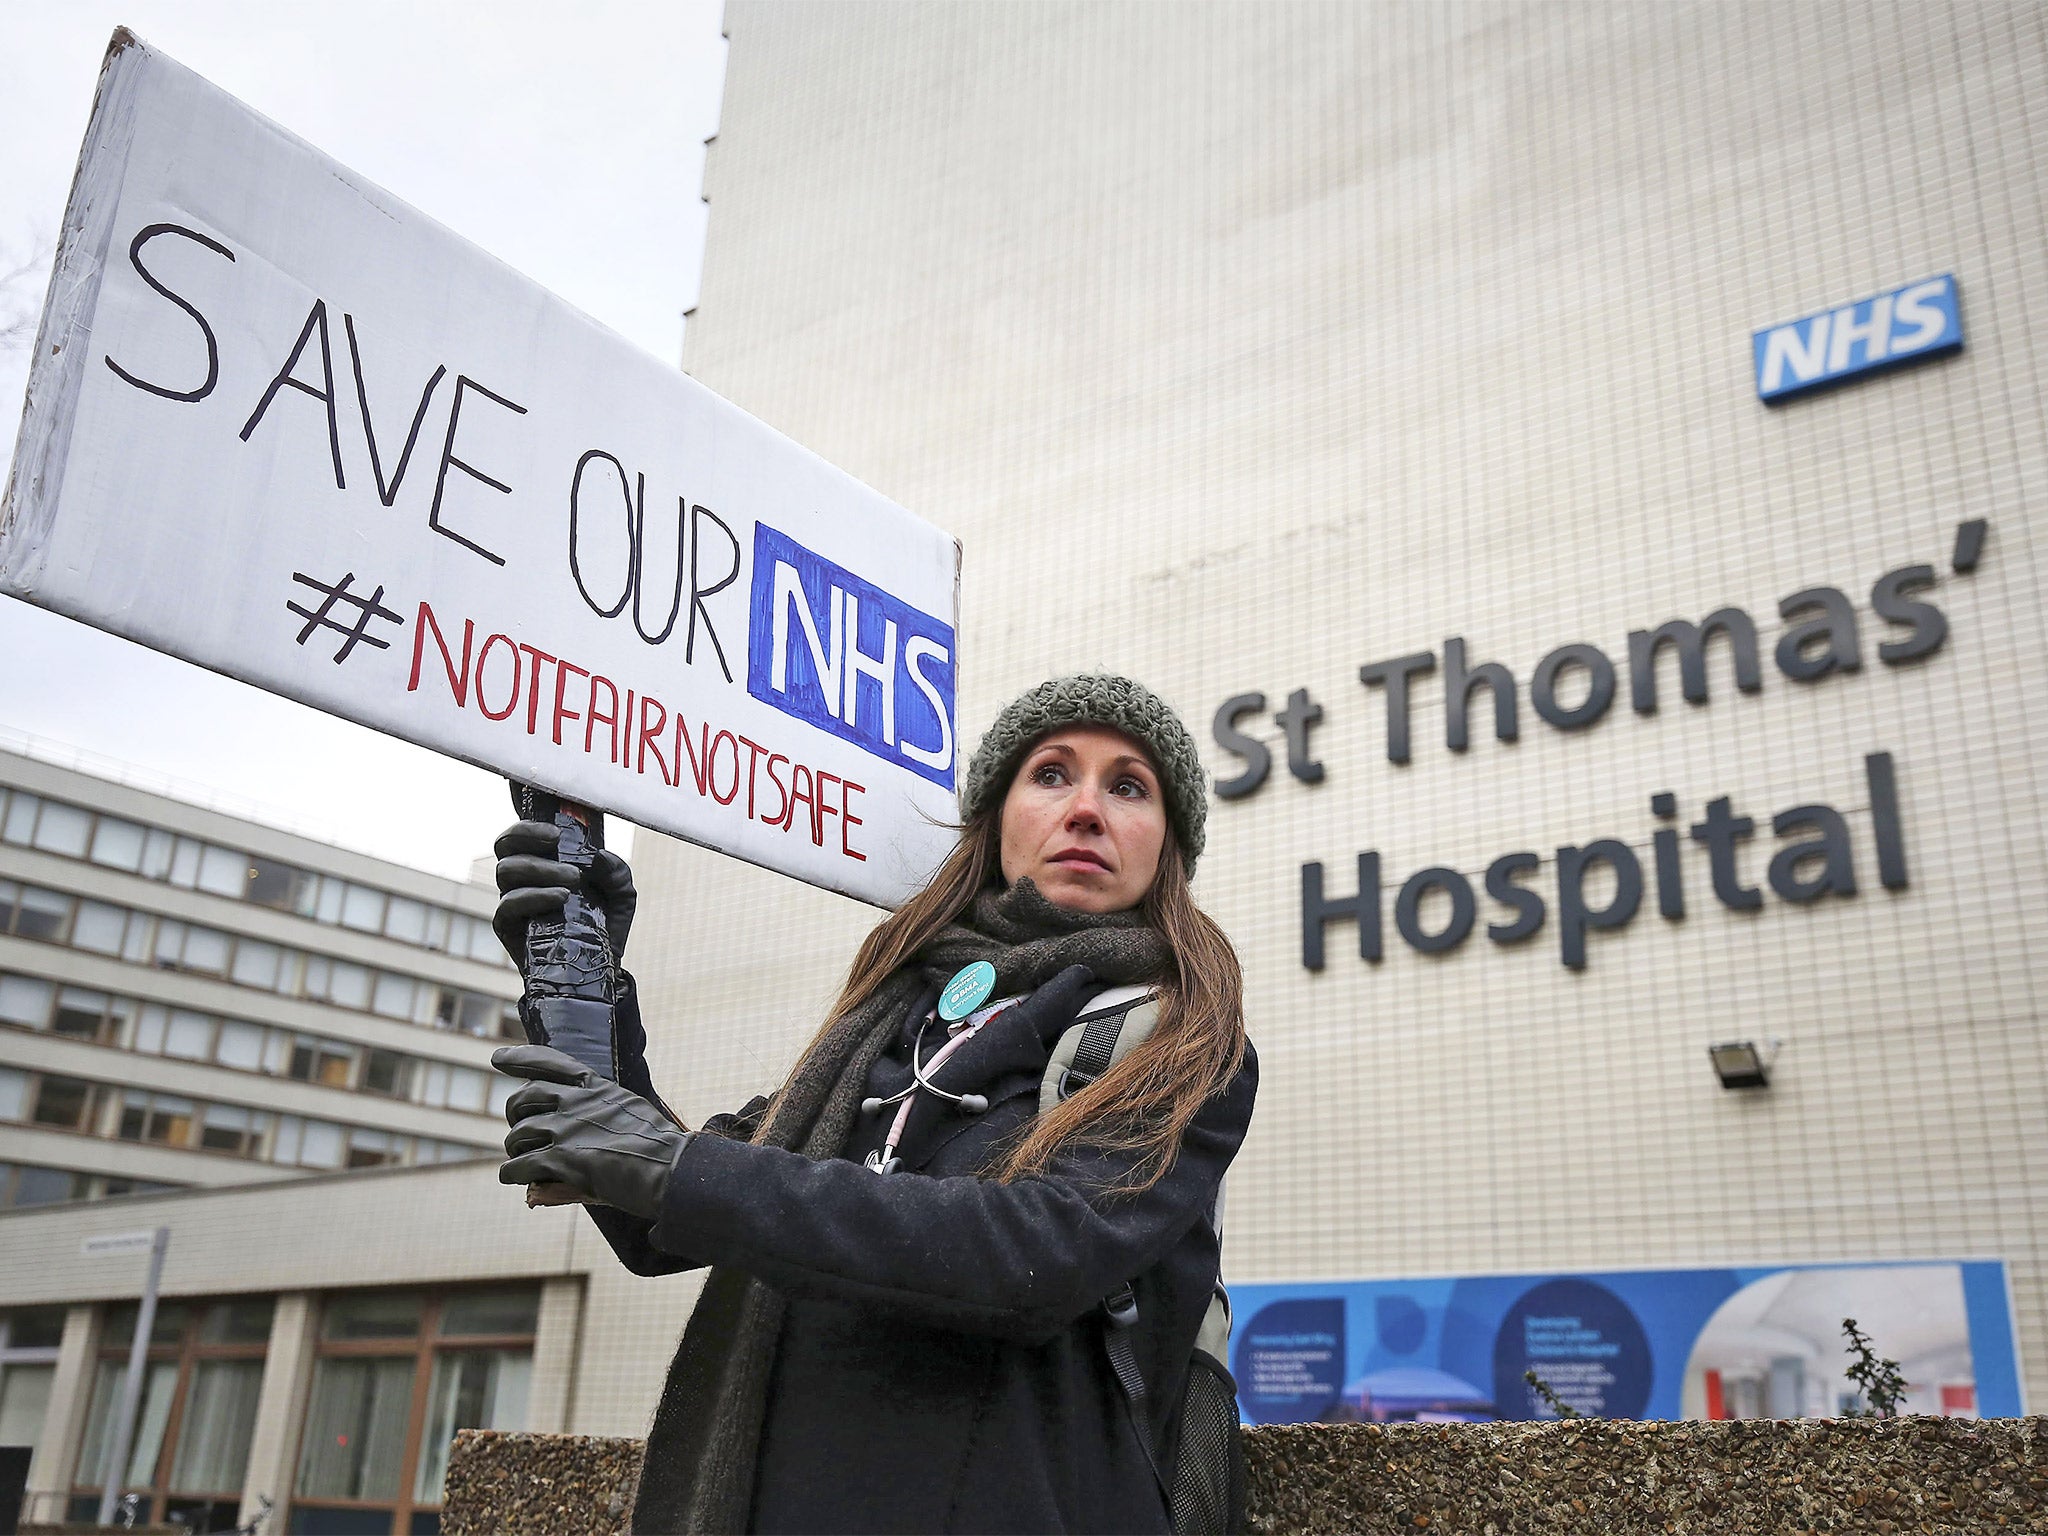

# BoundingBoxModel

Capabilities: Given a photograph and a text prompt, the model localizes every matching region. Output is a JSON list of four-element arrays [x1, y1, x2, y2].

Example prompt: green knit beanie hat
[[961, 674, 1207, 870]]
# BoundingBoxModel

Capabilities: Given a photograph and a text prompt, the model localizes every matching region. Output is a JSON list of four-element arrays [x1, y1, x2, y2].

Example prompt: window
[[295, 1288, 536, 1534], [180, 926, 231, 976], [296, 1356, 416, 1503], [0, 974, 54, 1028], [30, 800, 91, 858], [457, 994, 501, 1038], [0, 1067, 30, 1120], [118, 1094, 195, 1147], [443, 1068, 487, 1115], [71, 1297, 270, 1533], [437, 1291, 538, 1338], [231, 940, 282, 990], [15, 887, 70, 942], [383, 897, 427, 945], [53, 987, 112, 1042], [89, 817, 148, 872], [0, 1355, 56, 1442], [77, 1357, 179, 1495], [289, 1038, 356, 1089], [4, 1309, 64, 1348], [362, 1051, 414, 1099], [198, 1105, 271, 1158], [196, 844, 245, 898], [168, 837, 201, 888], [71, 900, 126, 954], [346, 1129, 402, 1169], [413, 1350, 529, 1505], [328, 962, 372, 1012], [0, 792, 37, 844], [340, 883, 386, 933], [139, 828, 174, 880], [12, 1165, 91, 1206], [371, 972, 416, 1020], [244, 855, 313, 913], [164, 1011, 216, 1061], [0, 1307, 65, 1463], [216, 1019, 266, 1071], [472, 915, 506, 964], [33, 1076, 101, 1132], [298, 1121, 346, 1169]]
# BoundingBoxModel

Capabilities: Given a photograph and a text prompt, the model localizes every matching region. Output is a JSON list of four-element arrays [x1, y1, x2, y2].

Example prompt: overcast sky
[[0, 1, 727, 878]]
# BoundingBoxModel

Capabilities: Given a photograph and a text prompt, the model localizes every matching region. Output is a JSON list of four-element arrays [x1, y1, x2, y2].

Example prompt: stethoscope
[[862, 961, 1012, 1175]]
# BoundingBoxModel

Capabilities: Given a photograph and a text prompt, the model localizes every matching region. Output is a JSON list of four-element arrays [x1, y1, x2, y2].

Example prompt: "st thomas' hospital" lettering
[[1210, 521, 1990, 972]]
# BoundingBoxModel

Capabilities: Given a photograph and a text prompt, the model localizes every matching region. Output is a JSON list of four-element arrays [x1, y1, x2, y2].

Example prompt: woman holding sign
[[492, 675, 1257, 1535]]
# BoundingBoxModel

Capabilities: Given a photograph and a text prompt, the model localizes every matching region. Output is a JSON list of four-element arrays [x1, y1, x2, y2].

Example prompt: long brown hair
[[766, 791, 1246, 1192]]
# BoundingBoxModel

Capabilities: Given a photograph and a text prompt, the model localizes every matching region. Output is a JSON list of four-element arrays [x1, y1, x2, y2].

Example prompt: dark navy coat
[[590, 973, 1257, 1535]]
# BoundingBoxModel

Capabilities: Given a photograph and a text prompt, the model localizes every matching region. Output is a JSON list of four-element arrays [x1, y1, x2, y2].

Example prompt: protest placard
[[2, 31, 961, 907]]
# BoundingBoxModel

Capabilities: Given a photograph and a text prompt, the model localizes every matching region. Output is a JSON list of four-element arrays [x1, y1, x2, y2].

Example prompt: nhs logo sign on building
[[748, 525, 958, 789], [1754, 274, 1962, 403]]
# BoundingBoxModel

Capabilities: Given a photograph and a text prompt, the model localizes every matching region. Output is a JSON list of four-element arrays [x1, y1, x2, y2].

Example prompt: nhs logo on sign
[[747, 525, 957, 789], [1753, 274, 1962, 403]]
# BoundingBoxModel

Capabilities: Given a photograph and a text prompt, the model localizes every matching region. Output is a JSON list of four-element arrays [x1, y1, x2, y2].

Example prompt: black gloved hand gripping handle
[[510, 781, 621, 1206]]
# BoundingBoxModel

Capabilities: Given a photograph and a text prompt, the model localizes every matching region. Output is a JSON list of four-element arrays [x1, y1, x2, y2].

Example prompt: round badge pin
[[939, 960, 997, 1022]]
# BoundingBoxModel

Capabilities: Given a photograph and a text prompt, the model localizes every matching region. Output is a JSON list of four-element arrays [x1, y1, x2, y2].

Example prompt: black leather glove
[[1008, 963, 1102, 1045], [495, 1044, 686, 1218], [492, 821, 637, 967]]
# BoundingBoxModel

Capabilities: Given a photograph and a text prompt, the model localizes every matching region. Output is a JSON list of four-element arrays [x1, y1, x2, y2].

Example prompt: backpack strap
[[1040, 985, 1160, 1113], [1103, 1283, 1173, 1508]]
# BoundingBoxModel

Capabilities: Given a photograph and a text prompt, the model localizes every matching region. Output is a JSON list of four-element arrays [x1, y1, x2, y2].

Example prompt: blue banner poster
[[1232, 1260, 2021, 1424]]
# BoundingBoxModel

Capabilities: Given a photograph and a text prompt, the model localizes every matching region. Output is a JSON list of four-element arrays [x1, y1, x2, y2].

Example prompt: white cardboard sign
[[2, 32, 961, 907]]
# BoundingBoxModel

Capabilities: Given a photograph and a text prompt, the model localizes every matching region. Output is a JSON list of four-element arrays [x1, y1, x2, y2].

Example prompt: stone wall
[[443, 1418, 2047, 1534]]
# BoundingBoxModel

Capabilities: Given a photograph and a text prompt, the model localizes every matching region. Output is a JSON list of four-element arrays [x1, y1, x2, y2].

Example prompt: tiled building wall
[[625, 0, 2048, 1416]]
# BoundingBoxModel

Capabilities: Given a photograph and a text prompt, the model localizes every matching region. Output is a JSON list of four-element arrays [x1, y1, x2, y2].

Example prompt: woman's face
[[998, 726, 1168, 913]]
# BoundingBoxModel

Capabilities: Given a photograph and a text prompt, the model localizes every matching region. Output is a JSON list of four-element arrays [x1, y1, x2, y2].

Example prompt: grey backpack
[[1041, 986, 1246, 1536]]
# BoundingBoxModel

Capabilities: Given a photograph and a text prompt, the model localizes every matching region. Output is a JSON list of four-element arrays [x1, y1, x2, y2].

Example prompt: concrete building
[[0, 748, 586, 1531], [0, 743, 521, 1209], [0, 1161, 700, 1532], [3, 2, 2045, 1531], [624, 0, 2046, 1420]]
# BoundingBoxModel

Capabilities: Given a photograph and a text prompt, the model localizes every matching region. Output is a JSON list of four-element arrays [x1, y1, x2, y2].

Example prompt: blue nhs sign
[[746, 524, 957, 789], [1753, 274, 1962, 403]]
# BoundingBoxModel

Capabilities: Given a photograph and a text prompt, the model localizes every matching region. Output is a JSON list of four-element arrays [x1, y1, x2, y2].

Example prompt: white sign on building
[[1, 31, 960, 908]]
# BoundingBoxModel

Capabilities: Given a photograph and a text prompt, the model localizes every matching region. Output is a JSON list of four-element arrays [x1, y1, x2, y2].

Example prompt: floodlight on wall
[[1707, 1040, 1780, 1090]]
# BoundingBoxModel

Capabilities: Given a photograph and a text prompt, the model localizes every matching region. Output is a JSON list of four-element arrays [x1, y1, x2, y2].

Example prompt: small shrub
[[1841, 1317, 1908, 1417]]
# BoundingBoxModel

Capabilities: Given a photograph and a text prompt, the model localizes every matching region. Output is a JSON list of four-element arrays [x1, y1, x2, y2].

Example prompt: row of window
[[5, 1286, 538, 1535], [0, 784, 509, 965], [0, 1160, 182, 1208], [0, 1068, 493, 1173], [0, 970, 510, 1116], [0, 878, 520, 1039]]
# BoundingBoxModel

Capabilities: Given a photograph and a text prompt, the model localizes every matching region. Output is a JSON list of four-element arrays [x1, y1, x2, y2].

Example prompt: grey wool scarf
[[630, 879, 1170, 1534]]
